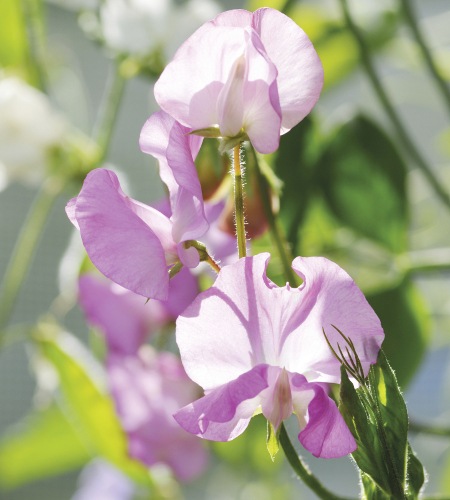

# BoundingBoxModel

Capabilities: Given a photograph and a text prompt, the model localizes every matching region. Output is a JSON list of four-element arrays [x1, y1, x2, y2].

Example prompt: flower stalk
[[233, 144, 247, 258], [0, 177, 65, 337]]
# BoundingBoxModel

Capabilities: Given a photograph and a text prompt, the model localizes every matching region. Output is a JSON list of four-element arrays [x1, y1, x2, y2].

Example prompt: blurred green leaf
[[0, 404, 90, 489], [274, 117, 318, 253], [367, 279, 430, 388], [339, 352, 425, 498], [0, 0, 28, 69], [318, 114, 408, 253], [34, 327, 154, 488]]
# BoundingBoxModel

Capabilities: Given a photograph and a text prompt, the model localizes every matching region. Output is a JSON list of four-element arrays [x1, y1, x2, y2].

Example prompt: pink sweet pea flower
[[78, 269, 199, 355], [108, 348, 208, 482], [175, 253, 384, 458], [66, 113, 208, 301], [78, 275, 208, 482], [154, 8, 323, 154]]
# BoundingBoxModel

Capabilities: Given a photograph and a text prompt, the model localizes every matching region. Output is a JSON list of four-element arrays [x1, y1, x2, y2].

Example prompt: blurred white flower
[[0, 77, 67, 189], [100, 0, 172, 56], [99, 0, 220, 59]]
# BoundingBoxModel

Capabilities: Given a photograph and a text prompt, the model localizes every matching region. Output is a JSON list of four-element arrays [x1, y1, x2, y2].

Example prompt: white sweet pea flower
[[0, 77, 67, 189], [99, 0, 220, 60], [100, 0, 172, 56]]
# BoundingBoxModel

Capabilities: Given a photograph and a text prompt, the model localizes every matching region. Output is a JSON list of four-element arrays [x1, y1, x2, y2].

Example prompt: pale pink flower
[[154, 8, 323, 154], [174, 253, 384, 458], [66, 113, 208, 300]]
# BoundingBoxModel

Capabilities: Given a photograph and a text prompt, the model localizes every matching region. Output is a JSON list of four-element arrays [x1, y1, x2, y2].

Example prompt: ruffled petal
[[252, 8, 323, 133], [281, 256, 384, 383], [176, 254, 273, 390], [72, 169, 171, 300], [139, 111, 208, 243], [291, 374, 356, 458], [241, 28, 281, 154], [174, 365, 269, 441], [154, 24, 245, 130]]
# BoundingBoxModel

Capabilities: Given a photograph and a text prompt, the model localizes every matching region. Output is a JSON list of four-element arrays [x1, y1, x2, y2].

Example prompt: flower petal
[[291, 374, 357, 458], [72, 169, 171, 300], [139, 111, 209, 244], [78, 274, 169, 355], [252, 8, 324, 133], [281, 256, 384, 383], [176, 254, 273, 390], [154, 24, 246, 130], [174, 365, 269, 441]]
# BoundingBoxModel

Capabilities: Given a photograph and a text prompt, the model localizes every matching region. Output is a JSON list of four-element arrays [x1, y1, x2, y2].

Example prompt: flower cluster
[[68, 6, 384, 471]]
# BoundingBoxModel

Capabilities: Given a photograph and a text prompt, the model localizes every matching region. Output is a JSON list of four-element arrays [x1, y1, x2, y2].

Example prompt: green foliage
[[33, 327, 154, 489], [0, 0, 28, 70], [367, 279, 431, 388], [318, 114, 408, 254], [266, 421, 280, 462], [0, 404, 90, 489], [274, 117, 318, 252], [339, 351, 425, 499]]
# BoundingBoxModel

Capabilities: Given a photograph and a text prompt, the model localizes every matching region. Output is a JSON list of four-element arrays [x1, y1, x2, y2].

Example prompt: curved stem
[[399, 0, 450, 118], [0, 178, 65, 337], [398, 248, 450, 276], [279, 424, 355, 500], [409, 421, 450, 437], [339, 0, 450, 210], [251, 149, 298, 285], [93, 62, 126, 165], [233, 144, 247, 258], [21, 0, 47, 91]]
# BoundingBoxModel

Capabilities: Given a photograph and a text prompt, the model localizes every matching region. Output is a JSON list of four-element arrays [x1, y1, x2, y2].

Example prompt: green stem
[[399, 248, 450, 276], [399, 0, 450, 118], [252, 149, 298, 285], [93, 62, 126, 164], [0, 178, 65, 337], [233, 144, 247, 258], [339, 0, 450, 210], [279, 424, 355, 500], [409, 421, 450, 437], [21, 0, 48, 91]]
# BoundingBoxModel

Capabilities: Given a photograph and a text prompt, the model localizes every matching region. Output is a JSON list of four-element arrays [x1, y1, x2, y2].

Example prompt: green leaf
[[266, 421, 280, 462], [367, 279, 431, 388], [0, 404, 90, 489], [274, 117, 317, 253], [339, 351, 425, 498], [318, 115, 408, 253], [361, 472, 390, 500], [33, 326, 154, 489]]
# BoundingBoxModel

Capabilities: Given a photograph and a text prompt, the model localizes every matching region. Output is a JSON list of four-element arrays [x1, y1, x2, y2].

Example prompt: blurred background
[[0, 0, 450, 498]]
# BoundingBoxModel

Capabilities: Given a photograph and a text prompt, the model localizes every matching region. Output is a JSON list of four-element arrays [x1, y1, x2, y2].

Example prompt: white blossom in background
[[100, 0, 172, 56], [99, 0, 220, 59], [0, 77, 67, 190]]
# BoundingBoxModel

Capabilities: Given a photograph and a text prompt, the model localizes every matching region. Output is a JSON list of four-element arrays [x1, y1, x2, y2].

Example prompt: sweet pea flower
[[175, 253, 384, 458], [154, 8, 323, 154], [99, 0, 220, 60], [78, 276, 208, 482], [66, 112, 208, 300], [78, 269, 199, 355], [0, 76, 67, 190]]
